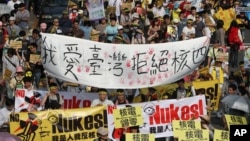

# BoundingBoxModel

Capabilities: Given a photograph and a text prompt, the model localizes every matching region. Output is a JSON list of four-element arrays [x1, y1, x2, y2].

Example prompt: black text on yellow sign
[[10, 107, 107, 141]]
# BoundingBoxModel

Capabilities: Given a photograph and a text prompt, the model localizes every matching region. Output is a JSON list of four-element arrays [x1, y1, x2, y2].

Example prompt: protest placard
[[126, 133, 155, 141], [172, 120, 201, 137], [108, 95, 207, 139], [213, 129, 229, 141], [4, 68, 12, 80], [29, 54, 41, 64], [9, 40, 22, 49], [178, 129, 209, 141], [225, 114, 248, 130], [113, 106, 143, 128], [10, 106, 106, 141], [193, 79, 221, 111]]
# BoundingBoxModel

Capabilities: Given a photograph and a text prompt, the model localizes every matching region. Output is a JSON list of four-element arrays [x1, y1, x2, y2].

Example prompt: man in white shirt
[[91, 89, 114, 106], [0, 99, 14, 129], [7, 0, 21, 11], [108, 0, 123, 21]]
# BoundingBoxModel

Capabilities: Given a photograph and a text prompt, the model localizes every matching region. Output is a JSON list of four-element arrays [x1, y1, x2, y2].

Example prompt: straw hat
[[97, 127, 108, 135]]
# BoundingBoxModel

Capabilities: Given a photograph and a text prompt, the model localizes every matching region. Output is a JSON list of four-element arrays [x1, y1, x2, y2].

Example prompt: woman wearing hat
[[9, 66, 24, 98]]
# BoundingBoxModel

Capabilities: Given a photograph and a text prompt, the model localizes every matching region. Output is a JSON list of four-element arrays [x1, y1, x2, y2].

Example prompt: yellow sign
[[193, 79, 221, 111], [225, 114, 248, 130], [214, 8, 236, 30], [10, 106, 106, 141], [121, 2, 132, 10], [9, 40, 22, 49], [29, 54, 41, 64], [172, 120, 201, 137], [213, 129, 229, 141], [178, 129, 209, 141], [113, 106, 143, 128], [126, 133, 155, 141], [4, 68, 12, 80]]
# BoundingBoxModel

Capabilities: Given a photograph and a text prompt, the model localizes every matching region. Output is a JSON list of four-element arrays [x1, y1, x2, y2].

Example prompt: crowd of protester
[[0, 0, 249, 140]]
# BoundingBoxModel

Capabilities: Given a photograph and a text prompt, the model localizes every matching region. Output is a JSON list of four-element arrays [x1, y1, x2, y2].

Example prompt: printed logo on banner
[[230, 125, 250, 140], [9, 107, 107, 141]]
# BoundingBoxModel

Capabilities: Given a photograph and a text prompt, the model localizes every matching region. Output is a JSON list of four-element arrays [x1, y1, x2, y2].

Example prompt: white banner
[[15, 90, 98, 112], [85, 0, 105, 20], [41, 33, 209, 89], [107, 95, 207, 139]]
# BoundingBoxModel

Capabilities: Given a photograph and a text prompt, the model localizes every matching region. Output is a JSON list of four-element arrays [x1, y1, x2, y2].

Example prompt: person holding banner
[[119, 126, 140, 141], [170, 78, 192, 99], [41, 82, 64, 109], [114, 89, 129, 105], [91, 88, 114, 106], [25, 43, 43, 89]]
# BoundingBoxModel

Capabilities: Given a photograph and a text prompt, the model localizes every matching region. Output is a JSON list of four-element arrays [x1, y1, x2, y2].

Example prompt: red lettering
[[107, 105, 117, 114], [16, 90, 25, 97], [161, 108, 170, 123], [181, 106, 190, 120], [82, 100, 91, 107], [199, 99, 204, 115], [170, 104, 180, 121], [72, 96, 80, 108], [190, 103, 199, 119], [149, 105, 161, 125]]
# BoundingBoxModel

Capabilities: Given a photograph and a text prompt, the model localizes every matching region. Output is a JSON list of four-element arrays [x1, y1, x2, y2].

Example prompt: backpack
[[15, 77, 23, 90], [44, 93, 61, 109]]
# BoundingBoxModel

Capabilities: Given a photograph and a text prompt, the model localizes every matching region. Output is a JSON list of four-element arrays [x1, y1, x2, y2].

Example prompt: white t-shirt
[[182, 26, 195, 40], [91, 99, 114, 107]]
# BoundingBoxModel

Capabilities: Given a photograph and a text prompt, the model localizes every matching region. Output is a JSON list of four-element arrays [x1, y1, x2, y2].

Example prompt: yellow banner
[[225, 114, 248, 130], [113, 106, 143, 128], [193, 79, 221, 111], [213, 129, 229, 141], [214, 8, 236, 30], [172, 120, 201, 137], [126, 133, 155, 141], [10, 106, 107, 141], [178, 129, 209, 141], [29, 54, 41, 64]]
